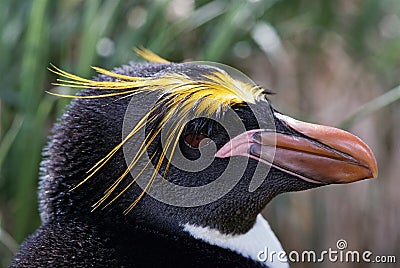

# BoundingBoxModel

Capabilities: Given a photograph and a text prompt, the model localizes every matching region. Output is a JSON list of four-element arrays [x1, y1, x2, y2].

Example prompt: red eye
[[184, 134, 208, 148]]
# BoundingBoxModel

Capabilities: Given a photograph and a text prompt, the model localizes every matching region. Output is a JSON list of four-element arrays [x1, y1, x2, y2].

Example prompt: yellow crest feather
[[134, 47, 170, 63]]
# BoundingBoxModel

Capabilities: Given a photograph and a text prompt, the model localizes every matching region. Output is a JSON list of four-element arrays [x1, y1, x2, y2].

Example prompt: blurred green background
[[1, 0, 399, 267]]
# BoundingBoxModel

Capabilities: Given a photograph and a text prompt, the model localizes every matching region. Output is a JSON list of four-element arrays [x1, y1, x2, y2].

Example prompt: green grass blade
[[339, 85, 400, 129], [76, 0, 121, 75], [0, 116, 23, 173], [19, 0, 49, 113], [0, 223, 18, 255]]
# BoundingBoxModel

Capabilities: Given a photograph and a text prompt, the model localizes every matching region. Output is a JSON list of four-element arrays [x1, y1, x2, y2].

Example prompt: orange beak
[[215, 113, 378, 184]]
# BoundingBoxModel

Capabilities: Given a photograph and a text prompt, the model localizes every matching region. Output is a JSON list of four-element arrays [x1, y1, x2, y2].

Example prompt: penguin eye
[[184, 133, 208, 149]]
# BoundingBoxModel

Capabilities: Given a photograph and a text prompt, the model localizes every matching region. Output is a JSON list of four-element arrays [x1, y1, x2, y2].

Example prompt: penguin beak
[[215, 113, 378, 185]]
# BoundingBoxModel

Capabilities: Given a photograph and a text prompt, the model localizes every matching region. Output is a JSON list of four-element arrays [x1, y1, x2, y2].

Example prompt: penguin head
[[41, 50, 377, 234]]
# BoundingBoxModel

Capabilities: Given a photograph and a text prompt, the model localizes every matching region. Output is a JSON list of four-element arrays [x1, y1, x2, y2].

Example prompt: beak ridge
[[274, 113, 378, 181]]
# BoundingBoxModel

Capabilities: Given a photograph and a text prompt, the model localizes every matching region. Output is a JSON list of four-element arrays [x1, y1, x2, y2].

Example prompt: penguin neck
[[122, 191, 275, 237]]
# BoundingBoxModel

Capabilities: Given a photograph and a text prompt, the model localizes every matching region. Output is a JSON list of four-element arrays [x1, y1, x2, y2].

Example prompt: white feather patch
[[183, 214, 289, 268]]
